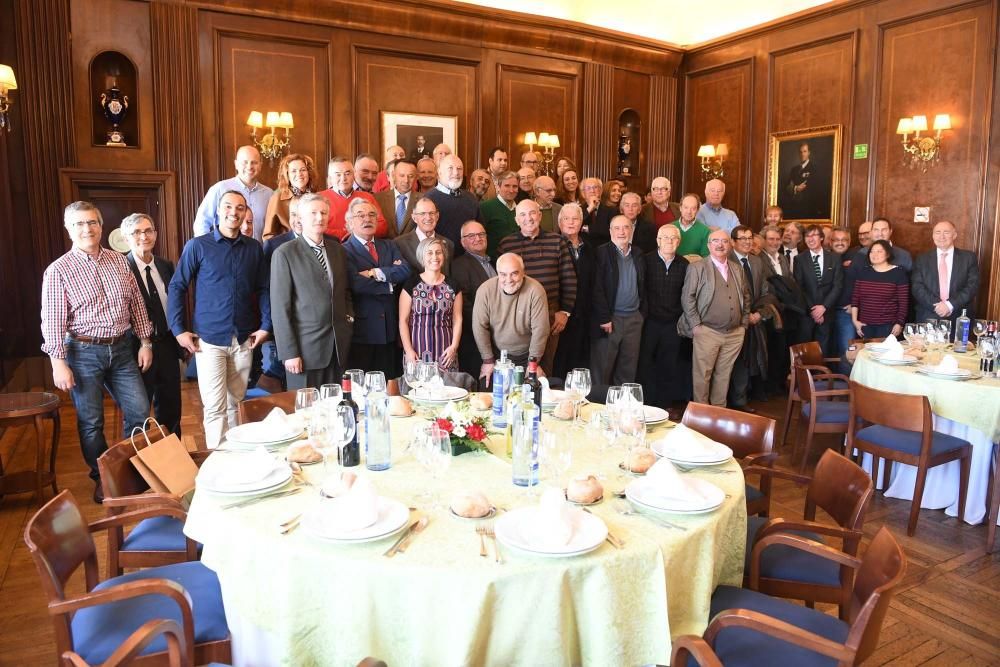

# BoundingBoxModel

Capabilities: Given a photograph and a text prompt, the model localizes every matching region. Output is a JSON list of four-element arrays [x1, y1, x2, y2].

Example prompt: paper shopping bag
[[129, 421, 199, 496]]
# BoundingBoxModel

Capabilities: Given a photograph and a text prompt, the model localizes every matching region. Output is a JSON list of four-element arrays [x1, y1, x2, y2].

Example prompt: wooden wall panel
[[683, 60, 753, 218], [647, 74, 677, 186], [354, 47, 479, 171], [874, 8, 992, 255], [770, 35, 855, 133], [613, 68, 651, 191], [582, 62, 615, 182]]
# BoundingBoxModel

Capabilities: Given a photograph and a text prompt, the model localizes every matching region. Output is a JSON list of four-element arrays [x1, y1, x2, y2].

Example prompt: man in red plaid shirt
[[41, 201, 154, 503]]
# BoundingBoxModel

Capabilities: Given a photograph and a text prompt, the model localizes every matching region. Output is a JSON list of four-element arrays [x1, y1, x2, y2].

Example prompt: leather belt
[[69, 332, 126, 345]]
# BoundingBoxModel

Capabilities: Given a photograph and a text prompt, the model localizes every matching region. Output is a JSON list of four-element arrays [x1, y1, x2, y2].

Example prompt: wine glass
[[424, 424, 451, 508], [903, 323, 917, 347], [621, 382, 644, 406], [972, 320, 989, 346], [347, 369, 367, 412], [324, 403, 356, 479], [617, 403, 647, 479], [320, 383, 342, 405], [295, 387, 319, 431], [539, 428, 572, 491], [937, 320, 953, 348], [403, 358, 420, 395], [364, 371, 387, 395], [566, 368, 592, 425]]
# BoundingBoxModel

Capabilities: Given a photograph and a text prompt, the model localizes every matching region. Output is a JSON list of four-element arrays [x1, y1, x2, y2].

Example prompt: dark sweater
[[850, 265, 909, 326], [421, 188, 483, 251]]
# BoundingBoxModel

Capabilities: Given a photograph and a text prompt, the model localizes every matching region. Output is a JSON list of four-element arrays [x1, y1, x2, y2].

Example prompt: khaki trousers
[[692, 326, 745, 406], [196, 336, 252, 448]]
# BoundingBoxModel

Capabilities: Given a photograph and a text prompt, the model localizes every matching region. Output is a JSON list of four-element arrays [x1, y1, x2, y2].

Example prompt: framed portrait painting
[[381, 111, 458, 163], [766, 125, 842, 226]]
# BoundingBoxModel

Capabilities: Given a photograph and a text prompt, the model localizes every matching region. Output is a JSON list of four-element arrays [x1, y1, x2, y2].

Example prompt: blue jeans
[[65, 337, 151, 481], [834, 307, 855, 357]]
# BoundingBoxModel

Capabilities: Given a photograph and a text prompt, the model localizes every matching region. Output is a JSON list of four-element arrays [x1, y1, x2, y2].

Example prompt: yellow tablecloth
[[185, 405, 747, 666]]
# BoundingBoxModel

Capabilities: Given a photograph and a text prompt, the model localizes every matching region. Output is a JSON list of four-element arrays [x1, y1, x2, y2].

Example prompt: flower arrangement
[[432, 401, 490, 454]]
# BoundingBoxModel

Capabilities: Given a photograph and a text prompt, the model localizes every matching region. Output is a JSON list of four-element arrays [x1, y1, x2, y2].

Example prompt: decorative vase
[[100, 85, 129, 146]]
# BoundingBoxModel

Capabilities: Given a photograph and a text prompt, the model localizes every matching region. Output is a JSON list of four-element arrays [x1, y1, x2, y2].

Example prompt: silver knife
[[221, 487, 301, 510], [396, 517, 429, 553], [384, 519, 420, 557]]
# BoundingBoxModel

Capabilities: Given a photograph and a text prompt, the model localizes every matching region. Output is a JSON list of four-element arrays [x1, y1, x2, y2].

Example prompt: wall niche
[[89, 51, 139, 149]]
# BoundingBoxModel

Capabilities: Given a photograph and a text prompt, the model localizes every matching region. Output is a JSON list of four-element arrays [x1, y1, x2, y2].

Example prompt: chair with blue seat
[[24, 490, 231, 666], [61, 618, 190, 666], [681, 403, 777, 517], [793, 363, 853, 473], [745, 450, 874, 620], [848, 381, 971, 537], [97, 424, 207, 577], [780, 342, 845, 449], [671, 525, 906, 667]]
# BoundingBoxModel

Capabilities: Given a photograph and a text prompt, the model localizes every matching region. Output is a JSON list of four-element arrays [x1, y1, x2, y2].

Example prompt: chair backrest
[[238, 390, 298, 424], [806, 450, 874, 539], [681, 403, 776, 459], [790, 341, 825, 369], [845, 526, 907, 662], [849, 381, 931, 434], [97, 424, 171, 502], [793, 363, 820, 404]]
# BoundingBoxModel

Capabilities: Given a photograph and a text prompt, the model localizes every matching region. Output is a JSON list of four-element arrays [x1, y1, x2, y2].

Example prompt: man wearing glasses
[[393, 197, 454, 272], [41, 201, 154, 502], [451, 221, 496, 376], [122, 213, 184, 436], [532, 175, 562, 233], [727, 225, 775, 412]]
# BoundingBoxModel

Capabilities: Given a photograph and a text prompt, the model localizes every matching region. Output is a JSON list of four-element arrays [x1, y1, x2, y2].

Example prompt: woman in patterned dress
[[398, 237, 463, 370]]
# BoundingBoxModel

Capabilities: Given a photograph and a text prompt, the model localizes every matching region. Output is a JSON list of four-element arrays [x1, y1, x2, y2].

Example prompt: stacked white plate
[[652, 436, 733, 467], [542, 389, 569, 408], [494, 506, 607, 557], [873, 355, 918, 365], [625, 477, 726, 515], [301, 497, 410, 542], [224, 421, 304, 451], [642, 405, 670, 425], [407, 386, 469, 404], [916, 365, 973, 380], [196, 454, 292, 496]]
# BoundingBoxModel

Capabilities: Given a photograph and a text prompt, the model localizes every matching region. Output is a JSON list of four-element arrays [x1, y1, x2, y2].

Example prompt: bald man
[[911, 221, 980, 324], [699, 178, 740, 234], [640, 177, 681, 229], [194, 145, 274, 241], [421, 154, 483, 249]]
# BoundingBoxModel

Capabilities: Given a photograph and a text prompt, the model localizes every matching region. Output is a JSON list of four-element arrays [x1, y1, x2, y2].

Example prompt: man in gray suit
[[727, 225, 775, 412], [678, 229, 750, 407], [911, 220, 979, 324], [393, 197, 454, 273], [374, 159, 421, 239], [270, 193, 354, 390]]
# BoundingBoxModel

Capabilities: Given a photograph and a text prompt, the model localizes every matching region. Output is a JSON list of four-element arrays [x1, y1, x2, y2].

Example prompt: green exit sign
[[853, 144, 869, 159]]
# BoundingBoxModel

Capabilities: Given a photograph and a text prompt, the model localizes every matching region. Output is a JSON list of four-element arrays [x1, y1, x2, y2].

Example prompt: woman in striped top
[[850, 239, 909, 339]]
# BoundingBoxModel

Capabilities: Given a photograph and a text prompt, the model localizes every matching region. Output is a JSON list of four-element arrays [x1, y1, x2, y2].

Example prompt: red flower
[[465, 424, 486, 442], [435, 418, 454, 433]]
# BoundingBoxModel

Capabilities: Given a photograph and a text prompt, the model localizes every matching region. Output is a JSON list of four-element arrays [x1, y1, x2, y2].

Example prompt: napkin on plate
[[934, 355, 961, 372], [325, 476, 379, 532], [213, 446, 281, 487], [527, 488, 576, 549], [657, 423, 726, 461], [871, 335, 902, 354], [256, 407, 301, 440], [644, 459, 713, 506]]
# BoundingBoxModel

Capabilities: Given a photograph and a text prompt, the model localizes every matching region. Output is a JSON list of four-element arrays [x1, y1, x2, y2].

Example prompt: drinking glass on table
[[566, 368, 592, 424], [364, 371, 387, 395], [979, 337, 997, 377], [346, 369, 367, 412], [972, 320, 989, 345], [415, 424, 451, 508], [325, 403, 356, 478], [404, 358, 420, 394], [621, 382, 644, 405], [539, 428, 572, 490], [903, 323, 917, 347], [617, 403, 647, 479], [320, 383, 342, 405], [295, 387, 319, 430]]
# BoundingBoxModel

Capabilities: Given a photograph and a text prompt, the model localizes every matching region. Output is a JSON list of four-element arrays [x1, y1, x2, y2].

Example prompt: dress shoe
[[93, 481, 104, 504]]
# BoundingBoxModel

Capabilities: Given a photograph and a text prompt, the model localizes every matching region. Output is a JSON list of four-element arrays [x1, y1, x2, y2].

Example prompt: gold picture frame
[[766, 124, 842, 227]]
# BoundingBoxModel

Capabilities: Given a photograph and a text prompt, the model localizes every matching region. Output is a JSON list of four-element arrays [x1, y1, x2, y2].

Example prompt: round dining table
[[851, 348, 1000, 525], [184, 402, 747, 666]]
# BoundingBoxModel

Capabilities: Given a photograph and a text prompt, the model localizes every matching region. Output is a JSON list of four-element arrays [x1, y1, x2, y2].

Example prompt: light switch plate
[[914, 207, 930, 223]]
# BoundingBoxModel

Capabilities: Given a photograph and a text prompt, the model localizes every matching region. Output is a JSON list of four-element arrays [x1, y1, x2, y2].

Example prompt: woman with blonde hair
[[399, 237, 463, 370], [262, 153, 318, 240]]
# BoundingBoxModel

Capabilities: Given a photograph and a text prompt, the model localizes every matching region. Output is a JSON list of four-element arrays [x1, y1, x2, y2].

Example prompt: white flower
[[453, 425, 467, 438]]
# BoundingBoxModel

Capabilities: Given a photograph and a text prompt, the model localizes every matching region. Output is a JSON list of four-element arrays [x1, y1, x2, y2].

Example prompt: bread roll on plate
[[469, 393, 493, 411], [626, 448, 656, 474], [389, 395, 414, 416], [450, 490, 493, 518], [287, 441, 323, 464], [566, 475, 603, 503]]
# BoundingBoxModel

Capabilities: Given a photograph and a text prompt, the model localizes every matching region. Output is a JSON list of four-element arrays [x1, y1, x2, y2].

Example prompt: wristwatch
[[140, 342, 153, 349]]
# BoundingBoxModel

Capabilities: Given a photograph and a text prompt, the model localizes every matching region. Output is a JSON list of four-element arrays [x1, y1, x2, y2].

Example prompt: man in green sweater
[[674, 193, 711, 259], [480, 171, 519, 260]]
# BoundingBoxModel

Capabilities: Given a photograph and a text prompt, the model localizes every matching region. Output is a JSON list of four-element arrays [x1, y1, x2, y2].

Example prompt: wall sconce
[[697, 143, 727, 181], [247, 110, 293, 165], [0, 64, 17, 132], [523, 131, 560, 175], [896, 114, 950, 171]]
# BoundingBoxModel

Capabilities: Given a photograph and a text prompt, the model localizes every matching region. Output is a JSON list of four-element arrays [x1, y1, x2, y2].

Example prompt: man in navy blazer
[[122, 213, 184, 435], [793, 224, 843, 355], [911, 221, 979, 324], [342, 198, 411, 378]]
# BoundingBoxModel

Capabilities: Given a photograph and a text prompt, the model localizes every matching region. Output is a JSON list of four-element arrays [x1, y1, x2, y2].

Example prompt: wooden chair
[[681, 403, 777, 517], [237, 389, 297, 424], [671, 525, 906, 667], [987, 443, 999, 553], [62, 619, 190, 667], [23, 490, 231, 666], [780, 342, 843, 448], [848, 381, 972, 536], [97, 424, 203, 577], [745, 450, 874, 620], [793, 363, 852, 473]]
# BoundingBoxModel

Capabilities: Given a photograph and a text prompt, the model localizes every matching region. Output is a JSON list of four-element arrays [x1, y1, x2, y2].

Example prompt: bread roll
[[389, 395, 414, 416], [627, 448, 656, 474], [450, 490, 492, 518], [287, 441, 323, 464], [470, 393, 493, 411], [553, 399, 575, 420], [567, 475, 603, 503]]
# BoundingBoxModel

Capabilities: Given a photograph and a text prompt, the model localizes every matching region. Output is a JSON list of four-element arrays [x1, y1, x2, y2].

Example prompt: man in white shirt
[[193, 145, 273, 240]]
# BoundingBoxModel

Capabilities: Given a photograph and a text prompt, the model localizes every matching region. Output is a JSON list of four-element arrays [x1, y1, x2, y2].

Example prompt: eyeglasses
[[708, 239, 729, 245], [69, 220, 101, 229], [130, 228, 156, 238], [735, 235, 754, 241], [462, 232, 487, 240], [413, 211, 439, 217]]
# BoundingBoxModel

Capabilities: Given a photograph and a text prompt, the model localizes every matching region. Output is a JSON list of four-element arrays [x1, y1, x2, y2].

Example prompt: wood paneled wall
[[680, 0, 1000, 315]]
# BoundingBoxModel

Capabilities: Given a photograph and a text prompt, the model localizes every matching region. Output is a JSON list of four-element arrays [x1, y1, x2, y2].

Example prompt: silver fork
[[616, 501, 687, 531], [483, 523, 503, 564], [475, 525, 488, 557]]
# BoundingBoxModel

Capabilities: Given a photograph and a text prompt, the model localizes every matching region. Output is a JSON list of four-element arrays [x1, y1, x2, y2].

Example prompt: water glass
[[567, 368, 592, 423], [365, 371, 387, 394], [346, 369, 367, 411], [403, 358, 420, 393], [539, 428, 572, 490], [903, 323, 917, 346], [621, 382, 644, 405], [295, 387, 319, 429], [320, 383, 342, 405], [422, 424, 452, 508], [325, 403, 356, 478]]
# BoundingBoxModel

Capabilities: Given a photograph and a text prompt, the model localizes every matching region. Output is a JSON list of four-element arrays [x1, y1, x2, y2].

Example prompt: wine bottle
[[340, 374, 361, 467], [525, 358, 543, 423]]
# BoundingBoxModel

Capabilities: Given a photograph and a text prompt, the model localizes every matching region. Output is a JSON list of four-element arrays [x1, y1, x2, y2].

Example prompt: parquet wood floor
[[0, 363, 997, 665]]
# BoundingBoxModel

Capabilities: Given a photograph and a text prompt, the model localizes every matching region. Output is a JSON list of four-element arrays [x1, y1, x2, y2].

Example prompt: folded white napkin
[[256, 407, 301, 441], [325, 476, 379, 532], [213, 446, 281, 487], [870, 336, 901, 353], [882, 344, 905, 360], [657, 423, 727, 461], [644, 459, 713, 506], [527, 488, 576, 549], [934, 355, 961, 372]]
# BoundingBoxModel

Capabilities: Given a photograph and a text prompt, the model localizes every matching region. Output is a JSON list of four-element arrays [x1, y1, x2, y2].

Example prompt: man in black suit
[[341, 198, 411, 378], [727, 225, 776, 412], [409, 135, 430, 162], [270, 194, 354, 389], [121, 213, 183, 435], [793, 224, 843, 356], [911, 220, 980, 324], [450, 221, 495, 377], [780, 141, 828, 219]]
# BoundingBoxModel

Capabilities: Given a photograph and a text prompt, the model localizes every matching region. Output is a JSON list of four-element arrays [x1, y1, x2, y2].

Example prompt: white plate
[[197, 465, 293, 495], [407, 387, 469, 404], [643, 405, 670, 424], [494, 506, 607, 557], [223, 434, 303, 451], [916, 365, 972, 379], [874, 355, 918, 366], [301, 497, 410, 542], [542, 389, 570, 407], [651, 438, 733, 464], [625, 477, 725, 514], [226, 421, 304, 445]]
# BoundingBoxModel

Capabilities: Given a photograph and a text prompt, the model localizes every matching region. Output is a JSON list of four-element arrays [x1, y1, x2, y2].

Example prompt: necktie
[[144, 266, 167, 338], [741, 257, 753, 296], [938, 252, 949, 302], [395, 194, 407, 233], [366, 240, 379, 262], [812, 253, 822, 281], [785, 248, 792, 260], [312, 244, 328, 272]]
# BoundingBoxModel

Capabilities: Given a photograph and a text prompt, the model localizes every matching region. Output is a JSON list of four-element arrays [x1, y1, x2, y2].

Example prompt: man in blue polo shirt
[[169, 190, 271, 448]]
